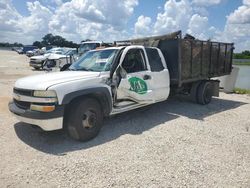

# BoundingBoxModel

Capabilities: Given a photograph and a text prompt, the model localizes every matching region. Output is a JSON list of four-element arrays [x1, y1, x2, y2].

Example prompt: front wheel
[[66, 98, 103, 141]]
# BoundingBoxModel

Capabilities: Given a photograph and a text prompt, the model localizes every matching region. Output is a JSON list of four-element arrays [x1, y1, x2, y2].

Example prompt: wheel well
[[64, 93, 111, 118]]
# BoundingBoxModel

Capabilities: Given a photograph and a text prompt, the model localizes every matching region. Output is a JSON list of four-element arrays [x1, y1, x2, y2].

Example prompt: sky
[[0, 0, 249, 52]]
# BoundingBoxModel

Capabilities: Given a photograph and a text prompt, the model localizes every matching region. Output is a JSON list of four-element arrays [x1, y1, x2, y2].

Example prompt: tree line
[[1, 34, 249, 59], [0, 42, 23, 47], [32, 33, 78, 48], [233, 50, 250, 59], [0, 33, 79, 49]]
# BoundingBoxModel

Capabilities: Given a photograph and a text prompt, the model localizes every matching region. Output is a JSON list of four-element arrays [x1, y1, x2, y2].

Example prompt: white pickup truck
[[9, 33, 234, 141]]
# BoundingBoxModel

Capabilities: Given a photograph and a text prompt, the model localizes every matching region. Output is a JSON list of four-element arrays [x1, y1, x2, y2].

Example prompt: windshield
[[78, 43, 100, 54], [45, 49, 64, 55], [64, 49, 76, 55], [69, 49, 118, 72]]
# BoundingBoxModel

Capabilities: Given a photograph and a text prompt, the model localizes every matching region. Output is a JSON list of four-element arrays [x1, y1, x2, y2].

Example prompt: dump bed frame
[[117, 31, 234, 87]]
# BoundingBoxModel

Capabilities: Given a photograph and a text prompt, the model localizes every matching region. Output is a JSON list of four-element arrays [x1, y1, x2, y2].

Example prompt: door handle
[[143, 75, 151, 80]]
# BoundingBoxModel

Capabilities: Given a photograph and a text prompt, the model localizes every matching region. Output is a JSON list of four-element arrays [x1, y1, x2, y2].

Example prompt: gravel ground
[[0, 50, 250, 187]]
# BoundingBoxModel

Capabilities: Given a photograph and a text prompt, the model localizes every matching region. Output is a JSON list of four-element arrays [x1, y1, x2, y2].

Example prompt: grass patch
[[233, 61, 250, 66], [233, 88, 250, 94]]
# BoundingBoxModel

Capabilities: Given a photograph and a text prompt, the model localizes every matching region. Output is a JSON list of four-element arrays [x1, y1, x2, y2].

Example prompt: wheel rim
[[82, 110, 97, 129]]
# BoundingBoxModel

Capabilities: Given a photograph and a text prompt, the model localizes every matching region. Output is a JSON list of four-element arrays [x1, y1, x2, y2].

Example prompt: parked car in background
[[16, 47, 23, 54], [26, 49, 44, 57], [29, 48, 65, 70], [12, 47, 22, 52], [43, 49, 77, 71], [18, 45, 38, 54]]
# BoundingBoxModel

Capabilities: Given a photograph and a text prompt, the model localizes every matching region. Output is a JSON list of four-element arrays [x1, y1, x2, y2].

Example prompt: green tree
[[33, 41, 43, 48], [42, 33, 54, 46], [38, 33, 78, 48], [242, 50, 250, 56]]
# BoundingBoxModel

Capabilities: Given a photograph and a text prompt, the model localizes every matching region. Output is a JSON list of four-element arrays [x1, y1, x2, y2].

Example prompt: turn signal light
[[30, 104, 55, 112]]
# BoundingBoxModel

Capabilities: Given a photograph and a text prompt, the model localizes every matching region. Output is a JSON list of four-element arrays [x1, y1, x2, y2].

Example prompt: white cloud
[[48, 0, 138, 42], [53, 0, 63, 6], [0, 0, 21, 32], [67, 0, 138, 28], [0, 0, 249, 52], [153, 0, 192, 34], [19, 1, 53, 33], [0, 0, 138, 44], [219, 0, 250, 51], [151, 0, 213, 39], [227, 2, 250, 24], [132, 0, 248, 52], [134, 15, 152, 36], [192, 0, 222, 6], [0, 1, 53, 43], [193, 6, 209, 16], [187, 14, 209, 39], [243, 0, 250, 6]]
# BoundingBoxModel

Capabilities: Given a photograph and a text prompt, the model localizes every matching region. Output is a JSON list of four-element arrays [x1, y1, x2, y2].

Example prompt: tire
[[34, 67, 40, 70], [190, 81, 202, 102], [66, 98, 103, 141], [197, 81, 213, 105]]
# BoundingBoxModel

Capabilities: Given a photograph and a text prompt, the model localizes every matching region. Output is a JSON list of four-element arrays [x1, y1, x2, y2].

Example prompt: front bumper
[[29, 61, 43, 68], [9, 101, 64, 131]]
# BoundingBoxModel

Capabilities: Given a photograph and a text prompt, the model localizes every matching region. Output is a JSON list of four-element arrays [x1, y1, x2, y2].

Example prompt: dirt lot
[[0, 50, 250, 187]]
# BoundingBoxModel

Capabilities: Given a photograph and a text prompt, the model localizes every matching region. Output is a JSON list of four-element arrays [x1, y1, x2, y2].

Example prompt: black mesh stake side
[[178, 39, 182, 87], [224, 44, 227, 73], [209, 42, 212, 76], [229, 44, 234, 73], [200, 42, 203, 77], [190, 40, 193, 78], [217, 43, 221, 75]]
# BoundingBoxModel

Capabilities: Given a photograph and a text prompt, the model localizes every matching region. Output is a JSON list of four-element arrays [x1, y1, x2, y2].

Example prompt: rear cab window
[[145, 48, 164, 72]]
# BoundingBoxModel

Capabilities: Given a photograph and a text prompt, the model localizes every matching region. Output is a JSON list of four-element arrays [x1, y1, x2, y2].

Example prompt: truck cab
[[9, 45, 170, 141], [78, 41, 103, 56]]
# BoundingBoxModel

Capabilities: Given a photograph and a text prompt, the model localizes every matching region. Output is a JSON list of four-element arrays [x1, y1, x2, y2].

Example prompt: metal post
[[190, 40, 193, 78], [200, 42, 203, 77]]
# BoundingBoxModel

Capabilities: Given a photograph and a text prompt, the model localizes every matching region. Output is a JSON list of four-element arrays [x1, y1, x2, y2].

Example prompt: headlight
[[33, 90, 57, 98]]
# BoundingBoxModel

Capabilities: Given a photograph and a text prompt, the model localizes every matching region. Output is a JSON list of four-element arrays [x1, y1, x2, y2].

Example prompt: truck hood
[[15, 71, 101, 90], [47, 54, 66, 60], [30, 54, 49, 60]]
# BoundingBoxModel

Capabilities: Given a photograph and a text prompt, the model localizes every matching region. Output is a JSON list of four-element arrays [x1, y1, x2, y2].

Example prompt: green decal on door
[[128, 77, 148, 94]]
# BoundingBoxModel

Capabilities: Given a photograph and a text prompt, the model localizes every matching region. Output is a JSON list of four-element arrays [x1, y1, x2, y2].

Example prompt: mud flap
[[211, 80, 220, 97]]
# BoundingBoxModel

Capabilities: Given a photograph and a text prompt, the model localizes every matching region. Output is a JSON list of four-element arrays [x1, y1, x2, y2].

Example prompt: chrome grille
[[13, 88, 33, 96], [14, 99, 30, 110]]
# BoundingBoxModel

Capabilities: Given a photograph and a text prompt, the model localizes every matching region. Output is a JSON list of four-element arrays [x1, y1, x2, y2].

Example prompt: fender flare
[[62, 87, 112, 116]]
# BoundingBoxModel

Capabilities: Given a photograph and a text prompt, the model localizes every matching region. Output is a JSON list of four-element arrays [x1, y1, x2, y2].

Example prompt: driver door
[[116, 48, 156, 104]]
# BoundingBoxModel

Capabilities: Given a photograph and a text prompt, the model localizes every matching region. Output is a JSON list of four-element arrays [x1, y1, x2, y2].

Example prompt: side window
[[122, 49, 147, 73], [146, 48, 164, 72]]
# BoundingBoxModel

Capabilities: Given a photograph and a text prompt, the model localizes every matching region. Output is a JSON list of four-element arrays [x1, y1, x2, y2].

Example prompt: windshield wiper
[[78, 67, 89, 71], [78, 67, 94, 71]]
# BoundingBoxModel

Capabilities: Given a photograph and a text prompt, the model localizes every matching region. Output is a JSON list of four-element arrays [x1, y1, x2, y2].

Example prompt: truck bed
[[119, 31, 234, 87]]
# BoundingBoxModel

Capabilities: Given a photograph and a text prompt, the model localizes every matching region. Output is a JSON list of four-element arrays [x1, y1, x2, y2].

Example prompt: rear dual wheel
[[197, 81, 213, 105], [191, 81, 213, 105]]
